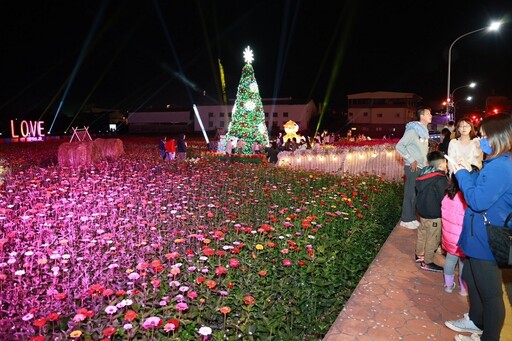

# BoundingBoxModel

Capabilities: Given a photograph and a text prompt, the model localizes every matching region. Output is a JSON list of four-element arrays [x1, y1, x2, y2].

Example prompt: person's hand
[[410, 160, 418, 172], [452, 159, 472, 174]]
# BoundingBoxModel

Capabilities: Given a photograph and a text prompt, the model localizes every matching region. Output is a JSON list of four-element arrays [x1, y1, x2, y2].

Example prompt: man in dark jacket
[[415, 151, 448, 272]]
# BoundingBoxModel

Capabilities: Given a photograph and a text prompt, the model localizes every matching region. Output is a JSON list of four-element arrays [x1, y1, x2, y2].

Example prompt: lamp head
[[488, 21, 502, 31]]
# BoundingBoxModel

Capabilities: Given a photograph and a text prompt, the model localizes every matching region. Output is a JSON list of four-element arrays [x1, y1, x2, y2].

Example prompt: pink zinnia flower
[[105, 305, 118, 315], [142, 316, 162, 329], [175, 302, 189, 311]]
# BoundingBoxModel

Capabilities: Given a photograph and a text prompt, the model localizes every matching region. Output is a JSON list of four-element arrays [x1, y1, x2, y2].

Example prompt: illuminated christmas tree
[[226, 46, 269, 154]]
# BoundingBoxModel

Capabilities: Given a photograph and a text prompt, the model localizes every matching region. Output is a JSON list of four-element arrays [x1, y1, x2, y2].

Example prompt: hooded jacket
[[415, 166, 448, 219], [456, 153, 512, 260], [396, 121, 430, 168], [441, 191, 466, 257]]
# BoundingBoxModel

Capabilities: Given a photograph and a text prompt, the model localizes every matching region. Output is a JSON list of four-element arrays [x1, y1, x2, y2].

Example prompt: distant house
[[127, 109, 192, 134], [485, 96, 512, 116], [347, 91, 422, 138]]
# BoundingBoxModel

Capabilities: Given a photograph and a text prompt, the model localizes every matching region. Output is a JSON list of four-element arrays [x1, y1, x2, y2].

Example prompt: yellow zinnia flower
[[255, 244, 264, 250], [70, 330, 82, 338]]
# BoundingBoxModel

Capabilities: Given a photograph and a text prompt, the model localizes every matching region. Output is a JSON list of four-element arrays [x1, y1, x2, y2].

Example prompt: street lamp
[[451, 82, 476, 100], [453, 96, 473, 118], [446, 21, 502, 119], [449, 82, 476, 119]]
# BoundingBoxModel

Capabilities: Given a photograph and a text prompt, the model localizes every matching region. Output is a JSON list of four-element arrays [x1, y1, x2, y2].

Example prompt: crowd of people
[[396, 109, 512, 341]]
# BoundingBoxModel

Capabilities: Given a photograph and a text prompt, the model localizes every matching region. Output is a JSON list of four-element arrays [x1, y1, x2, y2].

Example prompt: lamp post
[[453, 96, 473, 118], [449, 82, 476, 120], [446, 21, 502, 120]]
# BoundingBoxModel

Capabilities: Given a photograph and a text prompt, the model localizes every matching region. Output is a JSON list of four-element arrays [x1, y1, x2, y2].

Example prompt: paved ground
[[323, 223, 512, 341]]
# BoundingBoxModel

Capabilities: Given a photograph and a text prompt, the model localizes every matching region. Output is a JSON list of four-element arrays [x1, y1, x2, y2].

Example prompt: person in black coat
[[438, 128, 451, 154]]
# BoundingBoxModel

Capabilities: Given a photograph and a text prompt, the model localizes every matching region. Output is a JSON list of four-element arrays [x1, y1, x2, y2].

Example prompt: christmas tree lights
[[226, 46, 269, 154]]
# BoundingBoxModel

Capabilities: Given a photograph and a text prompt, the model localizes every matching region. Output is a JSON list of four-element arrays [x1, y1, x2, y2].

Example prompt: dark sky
[[1, 0, 511, 127]]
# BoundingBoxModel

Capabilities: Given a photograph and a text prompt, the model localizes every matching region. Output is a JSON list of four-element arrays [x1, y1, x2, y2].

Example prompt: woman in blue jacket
[[445, 112, 512, 341]]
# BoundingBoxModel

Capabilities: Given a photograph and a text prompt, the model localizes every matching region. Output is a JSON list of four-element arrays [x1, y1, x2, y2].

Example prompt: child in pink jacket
[[441, 175, 467, 296]]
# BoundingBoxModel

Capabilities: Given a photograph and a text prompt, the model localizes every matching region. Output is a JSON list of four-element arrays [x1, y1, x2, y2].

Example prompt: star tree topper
[[243, 46, 254, 64]]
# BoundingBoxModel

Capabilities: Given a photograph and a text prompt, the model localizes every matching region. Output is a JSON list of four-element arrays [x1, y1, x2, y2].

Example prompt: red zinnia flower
[[124, 310, 138, 321], [166, 319, 180, 330], [29, 336, 44, 341], [215, 250, 227, 257], [206, 279, 217, 289], [46, 312, 60, 321], [116, 290, 126, 297], [54, 292, 67, 300], [33, 318, 47, 327], [203, 247, 215, 256], [215, 266, 227, 276], [102, 288, 114, 297], [103, 327, 117, 337]]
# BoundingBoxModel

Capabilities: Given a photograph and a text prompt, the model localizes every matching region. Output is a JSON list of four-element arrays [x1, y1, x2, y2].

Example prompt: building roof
[[347, 91, 421, 100]]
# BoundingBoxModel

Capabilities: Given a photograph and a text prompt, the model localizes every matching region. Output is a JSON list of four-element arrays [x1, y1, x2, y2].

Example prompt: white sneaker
[[400, 221, 418, 230], [444, 282, 456, 293], [412, 220, 420, 227], [454, 333, 481, 341], [445, 313, 483, 335]]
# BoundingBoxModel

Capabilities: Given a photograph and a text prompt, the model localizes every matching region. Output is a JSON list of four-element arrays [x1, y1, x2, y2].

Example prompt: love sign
[[10, 120, 45, 139]]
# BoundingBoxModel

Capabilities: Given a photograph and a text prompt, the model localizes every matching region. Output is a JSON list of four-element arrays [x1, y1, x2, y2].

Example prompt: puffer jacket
[[441, 192, 466, 257], [416, 167, 448, 219], [456, 153, 512, 260]]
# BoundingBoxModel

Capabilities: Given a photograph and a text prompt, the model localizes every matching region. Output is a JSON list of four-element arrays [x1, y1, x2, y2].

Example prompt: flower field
[[0, 137, 403, 340]]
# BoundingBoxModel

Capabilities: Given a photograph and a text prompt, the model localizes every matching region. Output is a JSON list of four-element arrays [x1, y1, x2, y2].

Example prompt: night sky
[[1, 0, 511, 132]]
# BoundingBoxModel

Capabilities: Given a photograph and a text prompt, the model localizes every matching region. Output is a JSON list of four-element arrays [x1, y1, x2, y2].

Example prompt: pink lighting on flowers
[[142, 316, 162, 329], [175, 302, 189, 311]]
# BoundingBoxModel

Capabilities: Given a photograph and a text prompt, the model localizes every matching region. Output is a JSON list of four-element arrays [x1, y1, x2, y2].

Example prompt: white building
[[347, 91, 422, 138], [126, 98, 319, 136]]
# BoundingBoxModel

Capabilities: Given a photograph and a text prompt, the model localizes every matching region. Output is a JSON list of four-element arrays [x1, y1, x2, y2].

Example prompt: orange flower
[[206, 279, 217, 289], [243, 295, 256, 305], [124, 310, 138, 322], [258, 270, 267, 277], [219, 306, 231, 315]]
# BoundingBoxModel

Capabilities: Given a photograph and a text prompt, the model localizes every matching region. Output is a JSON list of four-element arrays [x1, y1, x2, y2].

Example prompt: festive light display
[[10, 120, 45, 140], [226, 46, 269, 154]]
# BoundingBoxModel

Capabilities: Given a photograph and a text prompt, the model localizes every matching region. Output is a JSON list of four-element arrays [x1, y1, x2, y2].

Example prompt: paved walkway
[[323, 223, 512, 341]]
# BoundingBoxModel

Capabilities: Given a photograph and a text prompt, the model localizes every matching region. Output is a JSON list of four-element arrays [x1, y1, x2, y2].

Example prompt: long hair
[[446, 174, 460, 199], [480, 113, 512, 158], [454, 118, 476, 139]]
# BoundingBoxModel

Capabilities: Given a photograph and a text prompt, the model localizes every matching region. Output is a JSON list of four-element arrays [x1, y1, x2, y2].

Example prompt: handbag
[[482, 212, 512, 267]]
